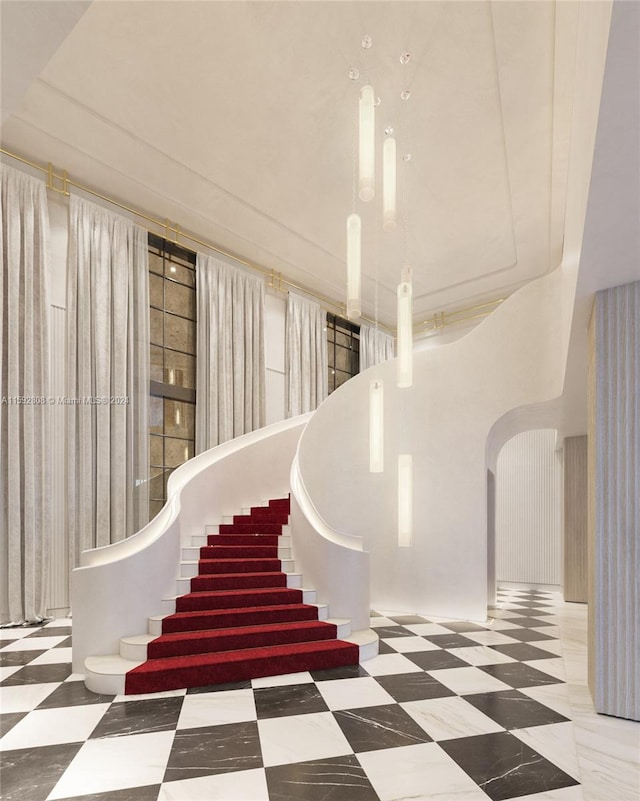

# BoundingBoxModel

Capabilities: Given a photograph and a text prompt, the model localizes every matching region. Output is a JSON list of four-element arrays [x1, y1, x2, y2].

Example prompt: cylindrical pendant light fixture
[[346, 213, 362, 319], [369, 379, 384, 472], [397, 276, 413, 387], [383, 136, 397, 231], [398, 454, 413, 546], [359, 85, 375, 201]]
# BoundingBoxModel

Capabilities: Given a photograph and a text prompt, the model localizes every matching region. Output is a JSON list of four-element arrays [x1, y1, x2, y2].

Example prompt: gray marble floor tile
[[265, 755, 379, 801], [254, 683, 328, 720], [333, 703, 432, 752], [374, 672, 455, 702], [90, 697, 183, 738], [164, 721, 262, 781], [0, 741, 83, 801], [463, 690, 570, 730], [478, 662, 564, 689]]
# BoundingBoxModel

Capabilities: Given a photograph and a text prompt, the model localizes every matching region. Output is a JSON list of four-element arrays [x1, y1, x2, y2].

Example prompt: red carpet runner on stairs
[[125, 497, 359, 694]]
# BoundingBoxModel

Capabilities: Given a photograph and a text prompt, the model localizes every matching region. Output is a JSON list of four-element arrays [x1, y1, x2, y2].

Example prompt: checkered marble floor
[[1, 588, 585, 801]]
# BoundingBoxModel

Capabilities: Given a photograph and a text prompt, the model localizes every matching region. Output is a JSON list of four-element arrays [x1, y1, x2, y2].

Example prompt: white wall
[[495, 429, 563, 588]]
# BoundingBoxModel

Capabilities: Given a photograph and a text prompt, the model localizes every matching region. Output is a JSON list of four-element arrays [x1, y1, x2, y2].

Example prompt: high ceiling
[[1, 1, 580, 326]]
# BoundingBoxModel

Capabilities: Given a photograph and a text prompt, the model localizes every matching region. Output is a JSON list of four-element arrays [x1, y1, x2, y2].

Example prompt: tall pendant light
[[397, 266, 413, 387], [359, 85, 375, 201], [346, 213, 362, 319], [398, 454, 413, 546], [369, 379, 384, 472], [383, 134, 397, 231]]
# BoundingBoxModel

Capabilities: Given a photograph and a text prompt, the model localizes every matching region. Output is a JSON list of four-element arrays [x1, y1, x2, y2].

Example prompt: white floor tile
[[64, 673, 86, 683], [384, 636, 441, 654], [251, 672, 313, 688], [402, 623, 455, 636], [29, 648, 73, 665], [257, 711, 351, 767], [520, 683, 573, 718], [426, 666, 511, 695], [523, 658, 566, 681], [177, 689, 256, 729], [369, 617, 401, 628], [532, 639, 564, 656], [1, 636, 68, 651], [0, 628, 38, 641], [316, 677, 395, 711], [358, 742, 487, 801], [47, 730, 175, 799], [447, 645, 517, 666], [0, 682, 61, 713], [0, 665, 22, 681], [487, 619, 526, 631], [512, 721, 581, 781], [158, 768, 269, 801], [358, 653, 422, 677], [43, 619, 72, 628], [0, 703, 110, 750], [463, 630, 522, 646], [402, 695, 503, 740]]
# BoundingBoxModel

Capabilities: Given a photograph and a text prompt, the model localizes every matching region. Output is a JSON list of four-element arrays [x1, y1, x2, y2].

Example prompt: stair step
[[268, 498, 290, 513], [125, 639, 359, 694], [206, 523, 291, 536], [197, 545, 288, 560], [207, 534, 280, 547], [198, 558, 282, 574], [176, 587, 305, 612], [120, 634, 155, 660], [219, 522, 283, 536], [147, 620, 339, 660], [234, 512, 289, 524], [190, 572, 288, 591], [161, 603, 321, 634]]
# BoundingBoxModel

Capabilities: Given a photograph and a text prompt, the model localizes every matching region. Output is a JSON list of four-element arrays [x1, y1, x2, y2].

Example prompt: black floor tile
[[423, 633, 480, 649], [376, 641, 395, 655], [439, 621, 490, 633], [1, 663, 72, 686], [266, 754, 380, 801], [463, 690, 569, 729], [186, 679, 251, 694], [89, 697, 183, 738], [488, 643, 558, 661], [369, 611, 384, 617], [0, 650, 46, 667], [501, 617, 555, 628], [526, 609, 555, 617], [372, 626, 414, 639], [37, 681, 115, 709], [164, 721, 262, 781], [53, 637, 73, 648], [478, 662, 563, 689], [51, 787, 161, 801], [0, 712, 27, 736], [387, 615, 432, 625], [311, 664, 370, 681], [333, 704, 432, 752], [374, 672, 455, 702], [440, 731, 578, 800], [254, 683, 329, 719], [23, 627, 73, 639], [499, 628, 556, 643], [404, 649, 470, 672], [0, 741, 83, 801]]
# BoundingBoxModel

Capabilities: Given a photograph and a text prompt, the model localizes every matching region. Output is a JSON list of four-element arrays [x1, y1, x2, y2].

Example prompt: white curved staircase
[[84, 496, 377, 695]]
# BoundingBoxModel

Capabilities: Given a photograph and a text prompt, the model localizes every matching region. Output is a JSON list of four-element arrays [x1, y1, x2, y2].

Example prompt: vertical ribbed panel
[[589, 282, 639, 721], [48, 305, 69, 613], [563, 436, 588, 602], [496, 429, 562, 586]]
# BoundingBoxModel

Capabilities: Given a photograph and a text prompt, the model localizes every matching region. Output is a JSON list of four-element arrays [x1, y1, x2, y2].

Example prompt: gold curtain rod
[[1, 147, 504, 337]]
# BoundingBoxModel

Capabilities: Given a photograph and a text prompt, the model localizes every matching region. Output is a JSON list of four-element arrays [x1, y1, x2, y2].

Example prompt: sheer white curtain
[[196, 253, 265, 452], [66, 196, 149, 566], [359, 323, 395, 371], [286, 293, 328, 417], [0, 165, 51, 624]]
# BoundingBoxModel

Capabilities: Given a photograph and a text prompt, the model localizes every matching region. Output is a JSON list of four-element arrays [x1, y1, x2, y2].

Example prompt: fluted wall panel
[[496, 429, 563, 587], [48, 304, 69, 613], [563, 436, 588, 602], [589, 281, 639, 721]]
